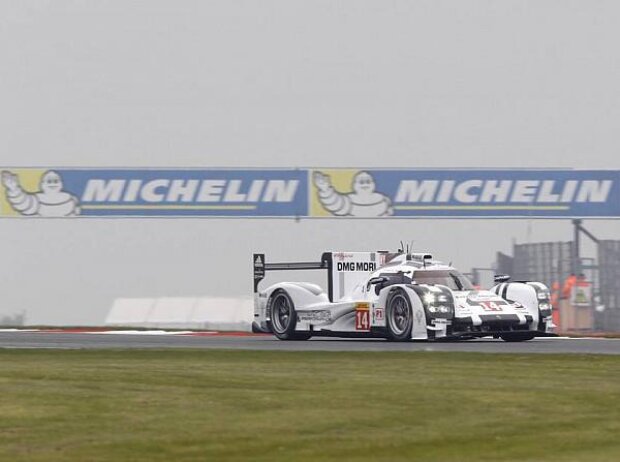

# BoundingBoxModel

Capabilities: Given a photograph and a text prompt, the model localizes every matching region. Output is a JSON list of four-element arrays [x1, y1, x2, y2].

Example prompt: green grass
[[1, 350, 619, 462]]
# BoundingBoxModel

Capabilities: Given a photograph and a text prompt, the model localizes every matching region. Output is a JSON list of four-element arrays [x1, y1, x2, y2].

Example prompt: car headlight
[[421, 291, 454, 318], [537, 291, 551, 300], [538, 302, 552, 316], [423, 293, 436, 306]]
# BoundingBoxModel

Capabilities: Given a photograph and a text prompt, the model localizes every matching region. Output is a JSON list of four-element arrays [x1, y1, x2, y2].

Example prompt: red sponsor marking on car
[[355, 309, 370, 331], [479, 301, 503, 312]]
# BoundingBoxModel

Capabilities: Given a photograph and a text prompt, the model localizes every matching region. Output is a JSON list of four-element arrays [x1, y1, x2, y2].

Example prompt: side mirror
[[368, 276, 387, 286], [494, 274, 511, 283], [367, 276, 388, 293]]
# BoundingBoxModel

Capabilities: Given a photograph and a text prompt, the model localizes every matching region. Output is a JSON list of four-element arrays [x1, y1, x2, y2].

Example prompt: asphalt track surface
[[1, 331, 619, 354]]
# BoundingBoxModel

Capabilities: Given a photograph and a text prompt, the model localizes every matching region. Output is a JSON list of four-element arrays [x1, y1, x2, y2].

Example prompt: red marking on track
[[180, 331, 269, 337], [17, 328, 269, 337], [37, 328, 110, 333]]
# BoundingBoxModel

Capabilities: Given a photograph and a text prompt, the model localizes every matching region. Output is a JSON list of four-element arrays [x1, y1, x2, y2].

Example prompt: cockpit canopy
[[372, 266, 474, 292], [412, 270, 474, 291]]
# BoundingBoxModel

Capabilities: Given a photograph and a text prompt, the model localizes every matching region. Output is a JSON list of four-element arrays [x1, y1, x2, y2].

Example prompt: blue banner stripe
[[1, 168, 619, 218]]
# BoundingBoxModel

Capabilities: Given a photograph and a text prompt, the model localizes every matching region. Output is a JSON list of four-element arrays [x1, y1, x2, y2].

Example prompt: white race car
[[253, 251, 555, 341]]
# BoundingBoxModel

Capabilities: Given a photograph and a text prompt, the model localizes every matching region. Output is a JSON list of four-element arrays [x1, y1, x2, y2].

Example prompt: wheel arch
[[492, 281, 547, 330], [263, 282, 330, 310], [378, 284, 428, 340], [266, 287, 313, 340], [263, 283, 329, 333]]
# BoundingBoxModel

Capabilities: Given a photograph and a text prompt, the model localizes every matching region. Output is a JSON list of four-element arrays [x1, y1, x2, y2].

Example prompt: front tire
[[500, 332, 536, 342], [267, 290, 311, 341], [386, 288, 413, 342]]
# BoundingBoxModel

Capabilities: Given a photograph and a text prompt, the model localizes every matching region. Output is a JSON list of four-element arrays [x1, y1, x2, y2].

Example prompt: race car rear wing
[[253, 251, 395, 302], [253, 252, 333, 296]]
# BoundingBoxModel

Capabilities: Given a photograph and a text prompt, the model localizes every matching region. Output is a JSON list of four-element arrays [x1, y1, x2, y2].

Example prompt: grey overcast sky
[[1, 0, 619, 324]]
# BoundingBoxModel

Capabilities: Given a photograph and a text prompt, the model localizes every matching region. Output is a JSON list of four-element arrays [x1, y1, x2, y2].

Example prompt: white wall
[[105, 297, 253, 331]]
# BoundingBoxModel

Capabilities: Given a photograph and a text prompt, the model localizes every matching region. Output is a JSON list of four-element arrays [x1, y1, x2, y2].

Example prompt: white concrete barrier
[[148, 297, 198, 329], [105, 297, 253, 331], [105, 298, 155, 326]]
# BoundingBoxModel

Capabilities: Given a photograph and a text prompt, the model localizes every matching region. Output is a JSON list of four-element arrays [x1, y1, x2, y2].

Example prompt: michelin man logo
[[313, 170, 393, 217], [1, 170, 80, 217]]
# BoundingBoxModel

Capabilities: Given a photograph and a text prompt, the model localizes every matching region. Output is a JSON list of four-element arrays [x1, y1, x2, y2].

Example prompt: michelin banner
[[1, 168, 619, 218], [0, 169, 307, 217]]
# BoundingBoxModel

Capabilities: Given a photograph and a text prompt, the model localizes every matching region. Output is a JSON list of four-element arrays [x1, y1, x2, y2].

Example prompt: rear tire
[[386, 288, 413, 342], [267, 290, 311, 341], [500, 332, 536, 342]]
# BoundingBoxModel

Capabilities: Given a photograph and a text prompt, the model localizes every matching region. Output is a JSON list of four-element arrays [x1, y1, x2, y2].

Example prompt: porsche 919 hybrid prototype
[[253, 251, 555, 342]]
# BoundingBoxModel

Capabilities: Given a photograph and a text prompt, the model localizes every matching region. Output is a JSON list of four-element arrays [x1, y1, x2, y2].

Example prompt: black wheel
[[268, 290, 311, 341], [386, 288, 413, 342], [500, 332, 536, 342]]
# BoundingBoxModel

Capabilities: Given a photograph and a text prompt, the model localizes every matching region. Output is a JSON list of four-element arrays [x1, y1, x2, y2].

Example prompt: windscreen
[[413, 270, 474, 291]]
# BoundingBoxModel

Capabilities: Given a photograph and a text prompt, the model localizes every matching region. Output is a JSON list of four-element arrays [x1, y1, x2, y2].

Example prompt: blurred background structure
[[487, 221, 620, 332]]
